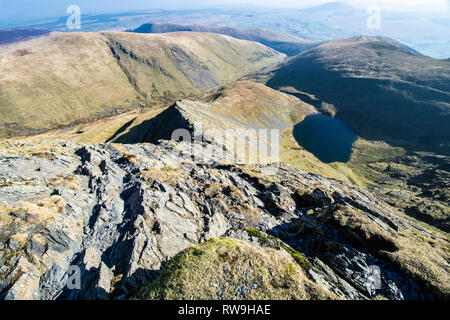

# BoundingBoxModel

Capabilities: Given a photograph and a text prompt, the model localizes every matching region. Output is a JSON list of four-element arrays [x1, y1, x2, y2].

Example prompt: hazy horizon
[[1, 0, 449, 59], [1, 0, 449, 26]]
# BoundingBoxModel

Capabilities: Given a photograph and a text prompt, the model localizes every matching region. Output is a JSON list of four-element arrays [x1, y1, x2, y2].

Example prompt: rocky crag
[[0, 136, 448, 300]]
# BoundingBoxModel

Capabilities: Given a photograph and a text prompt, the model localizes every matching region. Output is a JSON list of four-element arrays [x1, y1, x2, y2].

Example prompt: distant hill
[[298, 1, 358, 15], [0, 32, 285, 138], [128, 22, 318, 56], [0, 29, 51, 45], [267, 36, 450, 153]]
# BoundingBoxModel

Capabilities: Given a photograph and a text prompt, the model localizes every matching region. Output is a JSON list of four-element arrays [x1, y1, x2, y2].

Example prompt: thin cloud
[[345, 0, 449, 13]]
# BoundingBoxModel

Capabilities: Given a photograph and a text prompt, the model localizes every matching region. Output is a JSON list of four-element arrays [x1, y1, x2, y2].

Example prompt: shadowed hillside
[[0, 29, 51, 45], [267, 36, 450, 154], [0, 32, 285, 138]]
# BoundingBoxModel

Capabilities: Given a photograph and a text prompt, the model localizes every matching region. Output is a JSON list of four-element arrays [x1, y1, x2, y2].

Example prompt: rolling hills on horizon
[[128, 22, 318, 56], [4, 3, 449, 59]]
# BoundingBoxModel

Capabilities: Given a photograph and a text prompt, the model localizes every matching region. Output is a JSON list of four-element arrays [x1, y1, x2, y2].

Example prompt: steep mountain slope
[[267, 36, 450, 153], [0, 32, 137, 137], [0, 32, 285, 138], [104, 32, 284, 103], [129, 22, 318, 56]]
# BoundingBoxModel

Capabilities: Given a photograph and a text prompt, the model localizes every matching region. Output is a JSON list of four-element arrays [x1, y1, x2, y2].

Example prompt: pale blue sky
[[0, 0, 448, 25]]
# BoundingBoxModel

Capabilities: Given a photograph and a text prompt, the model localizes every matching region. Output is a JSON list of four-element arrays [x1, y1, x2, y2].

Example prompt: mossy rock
[[246, 228, 312, 270], [134, 238, 336, 300]]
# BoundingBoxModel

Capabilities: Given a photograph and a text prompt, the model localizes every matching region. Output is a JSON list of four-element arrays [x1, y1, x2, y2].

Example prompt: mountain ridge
[[128, 22, 319, 56], [0, 138, 448, 300], [0, 29, 51, 45]]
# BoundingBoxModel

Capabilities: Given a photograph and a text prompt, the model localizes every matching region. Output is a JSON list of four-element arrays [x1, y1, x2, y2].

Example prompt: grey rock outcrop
[[0, 139, 448, 300]]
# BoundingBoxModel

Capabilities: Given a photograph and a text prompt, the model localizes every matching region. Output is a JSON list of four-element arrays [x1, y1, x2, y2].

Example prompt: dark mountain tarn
[[293, 114, 357, 163]]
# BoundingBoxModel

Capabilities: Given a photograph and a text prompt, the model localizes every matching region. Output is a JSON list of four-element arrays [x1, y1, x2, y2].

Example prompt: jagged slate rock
[[83, 247, 102, 271], [4, 257, 41, 300], [96, 262, 114, 300], [152, 179, 170, 192], [310, 258, 367, 299], [39, 264, 68, 300], [332, 191, 346, 204], [262, 192, 285, 216], [383, 279, 404, 300], [8, 239, 20, 252], [204, 212, 230, 241], [178, 191, 197, 215], [311, 188, 333, 207], [42, 224, 74, 253]]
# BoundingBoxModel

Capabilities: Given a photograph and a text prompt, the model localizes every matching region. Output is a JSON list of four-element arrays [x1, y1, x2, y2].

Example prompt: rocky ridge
[[0, 137, 448, 300], [128, 22, 318, 56]]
